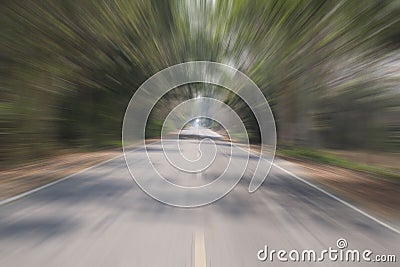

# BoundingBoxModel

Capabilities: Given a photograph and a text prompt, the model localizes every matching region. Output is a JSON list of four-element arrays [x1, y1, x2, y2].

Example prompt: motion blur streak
[[1, 0, 399, 164], [1, 0, 400, 267]]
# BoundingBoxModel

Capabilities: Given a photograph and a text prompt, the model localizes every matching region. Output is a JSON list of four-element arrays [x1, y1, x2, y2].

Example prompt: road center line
[[194, 230, 207, 267]]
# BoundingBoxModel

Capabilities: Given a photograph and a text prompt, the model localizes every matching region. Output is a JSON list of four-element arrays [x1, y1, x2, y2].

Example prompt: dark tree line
[[1, 0, 399, 166]]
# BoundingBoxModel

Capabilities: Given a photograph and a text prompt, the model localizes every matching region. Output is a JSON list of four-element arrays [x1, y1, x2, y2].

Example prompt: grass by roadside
[[278, 147, 400, 181]]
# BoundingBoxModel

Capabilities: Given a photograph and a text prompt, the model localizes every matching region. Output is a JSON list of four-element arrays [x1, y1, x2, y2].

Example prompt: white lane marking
[[272, 162, 400, 235], [0, 154, 123, 206], [1, 140, 163, 206], [194, 230, 207, 267], [4, 137, 398, 236], [234, 145, 400, 234]]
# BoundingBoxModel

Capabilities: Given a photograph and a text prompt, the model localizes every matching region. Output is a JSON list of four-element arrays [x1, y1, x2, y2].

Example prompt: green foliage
[[279, 147, 400, 180], [1, 0, 399, 167]]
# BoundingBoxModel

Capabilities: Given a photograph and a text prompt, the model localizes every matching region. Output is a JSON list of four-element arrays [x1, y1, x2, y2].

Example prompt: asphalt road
[[0, 130, 399, 266]]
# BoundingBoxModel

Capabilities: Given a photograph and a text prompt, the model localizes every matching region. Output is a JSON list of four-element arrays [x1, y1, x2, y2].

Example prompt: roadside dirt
[[0, 149, 121, 201], [324, 149, 400, 173], [1, 145, 399, 228], [281, 156, 400, 224]]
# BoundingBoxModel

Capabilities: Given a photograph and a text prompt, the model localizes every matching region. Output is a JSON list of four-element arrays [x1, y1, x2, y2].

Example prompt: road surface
[[0, 129, 399, 266]]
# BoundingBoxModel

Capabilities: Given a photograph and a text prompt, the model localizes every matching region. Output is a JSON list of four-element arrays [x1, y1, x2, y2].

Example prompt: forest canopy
[[1, 0, 400, 166]]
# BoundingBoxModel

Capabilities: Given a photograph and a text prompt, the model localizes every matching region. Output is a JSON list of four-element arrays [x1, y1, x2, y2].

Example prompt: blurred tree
[[1, 0, 399, 166]]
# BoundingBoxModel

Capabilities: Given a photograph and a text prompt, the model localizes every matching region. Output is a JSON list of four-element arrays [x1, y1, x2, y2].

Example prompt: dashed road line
[[194, 230, 207, 267]]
